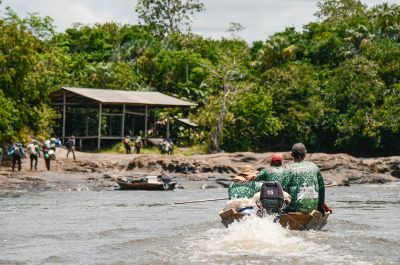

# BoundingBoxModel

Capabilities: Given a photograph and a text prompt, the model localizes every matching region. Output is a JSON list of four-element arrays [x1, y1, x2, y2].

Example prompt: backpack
[[260, 181, 284, 213], [15, 146, 21, 155], [65, 140, 71, 148], [7, 146, 15, 156], [135, 139, 142, 148]]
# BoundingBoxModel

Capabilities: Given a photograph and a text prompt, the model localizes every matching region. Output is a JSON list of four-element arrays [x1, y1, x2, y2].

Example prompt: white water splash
[[184, 215, 365, 264], [204, 215, 320, 256], [69, 184, 90, 192], [184, 215, 377, 265]]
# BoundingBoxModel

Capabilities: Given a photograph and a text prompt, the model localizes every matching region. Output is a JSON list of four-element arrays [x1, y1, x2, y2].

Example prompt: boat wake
[[199, 215, 319, 255], [184, 215, 366, 264]]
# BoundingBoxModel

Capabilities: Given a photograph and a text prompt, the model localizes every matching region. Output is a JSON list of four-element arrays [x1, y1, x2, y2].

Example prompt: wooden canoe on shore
[[116, 176, 177, 191], [219, 208, 329, 230]]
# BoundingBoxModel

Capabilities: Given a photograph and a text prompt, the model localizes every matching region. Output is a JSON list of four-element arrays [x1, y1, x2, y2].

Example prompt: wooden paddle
[[147, 197, 229, 207], [147, 184, 340, 207], [325, 184, 341, 188]]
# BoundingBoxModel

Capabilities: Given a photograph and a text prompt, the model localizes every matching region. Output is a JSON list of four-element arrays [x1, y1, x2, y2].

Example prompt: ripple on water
[[0, 190, 25, 198]]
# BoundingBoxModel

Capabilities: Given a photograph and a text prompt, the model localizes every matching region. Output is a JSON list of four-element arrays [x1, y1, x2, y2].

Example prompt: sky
[[1, 0, 398, 43]]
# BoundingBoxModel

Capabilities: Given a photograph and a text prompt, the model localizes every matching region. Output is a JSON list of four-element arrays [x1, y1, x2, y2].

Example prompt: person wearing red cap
[[255, 153, 285, 182]]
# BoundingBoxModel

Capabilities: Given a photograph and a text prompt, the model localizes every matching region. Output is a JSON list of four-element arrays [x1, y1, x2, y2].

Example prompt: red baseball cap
[[271, 153, 283, 162]]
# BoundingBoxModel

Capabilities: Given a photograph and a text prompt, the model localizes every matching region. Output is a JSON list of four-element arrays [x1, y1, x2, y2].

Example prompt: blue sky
[[1, 0, 398, 42]]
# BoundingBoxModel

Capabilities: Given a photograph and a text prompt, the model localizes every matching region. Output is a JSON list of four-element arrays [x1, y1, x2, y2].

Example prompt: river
[[0, 182, 399, 265]]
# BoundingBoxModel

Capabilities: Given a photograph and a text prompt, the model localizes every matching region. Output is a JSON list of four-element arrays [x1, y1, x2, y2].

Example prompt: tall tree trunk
[[210, 80, 228, 153]]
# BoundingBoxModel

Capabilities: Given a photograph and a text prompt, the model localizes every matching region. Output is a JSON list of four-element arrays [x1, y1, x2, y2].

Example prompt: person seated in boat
[[255, 153, 285, 182], [254, 153, 292, 206], [228, 165, 262, 200], [281, 143, 325, 214]]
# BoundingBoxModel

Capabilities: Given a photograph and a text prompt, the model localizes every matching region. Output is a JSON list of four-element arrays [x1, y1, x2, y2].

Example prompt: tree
[[194, 40, 251, 152], [0, 91, 18, 140], [0, 7, 64, 141], [135, 0, 204, 35], [322, 56, 386, 153], [315, 0, 367, 23], [227, 22, 245, 39]]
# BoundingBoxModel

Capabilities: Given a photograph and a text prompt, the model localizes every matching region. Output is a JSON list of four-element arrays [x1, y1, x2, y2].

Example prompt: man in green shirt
[[256, 153, 285, 183], [281, 143, 325, 213], [228, 165, 262, 199]]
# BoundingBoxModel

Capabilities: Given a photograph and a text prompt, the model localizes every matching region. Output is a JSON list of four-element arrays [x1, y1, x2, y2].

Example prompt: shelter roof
[[50, 87, 196, 107], [177, 118, 198, 127]]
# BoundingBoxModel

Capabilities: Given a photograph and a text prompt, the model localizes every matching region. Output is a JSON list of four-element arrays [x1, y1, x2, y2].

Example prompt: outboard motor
[[260, 181, 284, 214]]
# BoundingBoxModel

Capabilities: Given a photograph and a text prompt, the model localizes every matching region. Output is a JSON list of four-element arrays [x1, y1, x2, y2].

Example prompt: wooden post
[[189, 127, 191, 146], [98, 103, 102, 150], [121, 104, 126, 138], [62, 92, 66, 143], [109, 112, 112, 136], [166, 111, 170, 140], [85, 116, 89, 136], [185, 62, 189, 83], [144, 106, 148, 146]]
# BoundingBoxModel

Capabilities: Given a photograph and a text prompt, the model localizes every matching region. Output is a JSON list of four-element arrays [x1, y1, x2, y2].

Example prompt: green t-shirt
[[0, 147, 3, 156], [255, 166, 285, 183], [281, 161, 325, 212], [228, 181, 262, 199]]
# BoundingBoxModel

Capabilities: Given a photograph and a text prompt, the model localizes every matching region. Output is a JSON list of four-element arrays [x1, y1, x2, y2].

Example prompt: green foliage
[[223, 91, 282, 151], [1, 0, 400, 156], [135, 0, 204, 35], [0, 7, 63, 142], [0, 91, 18, 140]]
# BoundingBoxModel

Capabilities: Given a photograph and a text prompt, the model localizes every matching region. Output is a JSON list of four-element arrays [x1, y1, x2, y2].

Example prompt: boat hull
[[219, 208, 329, 230], [116, 180, 177, 191]]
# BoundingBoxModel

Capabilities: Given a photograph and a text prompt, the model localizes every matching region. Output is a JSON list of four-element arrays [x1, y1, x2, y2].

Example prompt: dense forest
[[0, 0, 399, 156]]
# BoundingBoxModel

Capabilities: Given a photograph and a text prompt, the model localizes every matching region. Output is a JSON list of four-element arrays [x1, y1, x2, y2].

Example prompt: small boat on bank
[[219, 208, 330, 230], [116, 175, 177, 191]]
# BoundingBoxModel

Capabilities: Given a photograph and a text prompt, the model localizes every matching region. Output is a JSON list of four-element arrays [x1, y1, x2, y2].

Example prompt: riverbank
[[0, 148, 398, 191]]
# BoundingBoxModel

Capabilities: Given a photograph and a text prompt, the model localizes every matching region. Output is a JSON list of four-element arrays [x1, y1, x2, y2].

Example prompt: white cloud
[[1, 0, 398, 42]]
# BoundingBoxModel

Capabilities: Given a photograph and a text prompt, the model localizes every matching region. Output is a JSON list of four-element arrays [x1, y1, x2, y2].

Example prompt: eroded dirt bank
[[0, 148, 399, 191]]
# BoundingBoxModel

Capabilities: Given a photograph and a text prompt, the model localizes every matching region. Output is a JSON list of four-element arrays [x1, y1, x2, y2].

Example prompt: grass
[[100, 142, 208, 156]]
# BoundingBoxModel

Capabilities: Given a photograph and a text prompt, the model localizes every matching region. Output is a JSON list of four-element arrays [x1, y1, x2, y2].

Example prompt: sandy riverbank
[[0, 148, 399, 192]]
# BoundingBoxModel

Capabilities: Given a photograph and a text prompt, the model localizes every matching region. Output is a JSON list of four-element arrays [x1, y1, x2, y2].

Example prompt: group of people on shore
[[160, 138, 174, 155], [227, 143, 330, 214], [123, 136, 143, 154], [0, 136, 76, 172], [122, 136, 174, 156]]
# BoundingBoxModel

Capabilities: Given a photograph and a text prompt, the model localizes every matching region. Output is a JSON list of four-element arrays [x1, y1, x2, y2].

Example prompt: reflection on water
[[0, 183, 399, 264]]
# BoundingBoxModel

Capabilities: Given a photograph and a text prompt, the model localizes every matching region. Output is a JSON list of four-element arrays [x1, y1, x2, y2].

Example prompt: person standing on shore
[[123, 136, 131, 154], [256, 153, 285, 182], [66, 136, 76, 160], [11, 143, 25, 172], [134, 136, 143, 154], [167, 138, 174, 155], [27, 140, 41, 170], [281, 143, 325, 213], [42, 144, 51, 171]]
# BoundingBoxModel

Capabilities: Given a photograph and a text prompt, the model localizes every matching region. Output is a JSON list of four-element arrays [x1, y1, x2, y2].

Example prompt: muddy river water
[[1, 182, 399, 265]]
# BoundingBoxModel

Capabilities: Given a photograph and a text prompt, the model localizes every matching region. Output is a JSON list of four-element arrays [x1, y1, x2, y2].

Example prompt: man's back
[[282, 161, 324, 212], [256, 166, 285, 183], [228, 181, 262, 200]]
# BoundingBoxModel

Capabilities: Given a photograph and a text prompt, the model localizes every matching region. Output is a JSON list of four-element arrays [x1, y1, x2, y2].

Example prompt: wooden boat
[[116, 175, 177, 191], [219, 208, 330, 230]]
